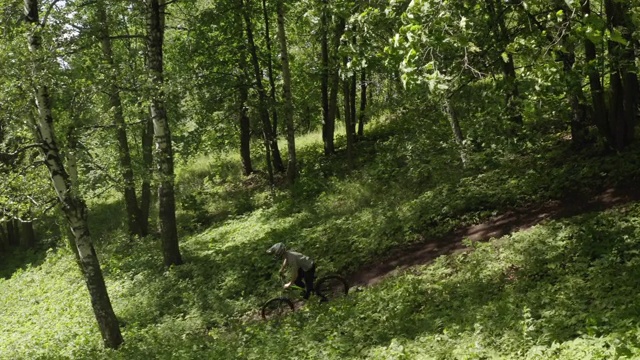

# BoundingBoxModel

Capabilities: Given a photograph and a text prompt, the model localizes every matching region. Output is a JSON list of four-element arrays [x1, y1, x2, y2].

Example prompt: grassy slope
[[2, 115, 640, 359]]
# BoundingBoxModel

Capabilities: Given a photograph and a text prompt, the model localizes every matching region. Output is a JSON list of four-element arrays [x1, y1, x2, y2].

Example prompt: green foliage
[[3, 0, 640, 358], [4, 108, 640, 358]]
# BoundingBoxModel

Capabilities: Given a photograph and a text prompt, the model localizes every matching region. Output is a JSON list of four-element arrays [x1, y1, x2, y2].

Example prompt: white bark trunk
[[24, 0, 123, 348], [276, 0, 297, 183]]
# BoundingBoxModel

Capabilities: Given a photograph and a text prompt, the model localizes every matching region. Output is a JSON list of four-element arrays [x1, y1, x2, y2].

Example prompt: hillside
[[2, 118, 640, 359]]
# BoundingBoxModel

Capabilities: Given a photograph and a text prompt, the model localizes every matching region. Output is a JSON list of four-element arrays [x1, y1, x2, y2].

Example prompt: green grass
[[2, 108, 640, 358]]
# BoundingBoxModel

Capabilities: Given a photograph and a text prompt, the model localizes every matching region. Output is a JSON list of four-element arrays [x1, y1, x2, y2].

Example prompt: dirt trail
[[348, 186, 640, 287]]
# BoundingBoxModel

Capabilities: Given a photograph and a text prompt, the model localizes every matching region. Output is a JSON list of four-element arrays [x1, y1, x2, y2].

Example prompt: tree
[[241, 0, 285, 180], [23, 0, 123, 348], [484, 0, 522, 125], [148, 0, 183, 266], [237, 25, 254, 176], [581, 0, 609, 145], [96, 0, 145, 238], [357, 68, 367, 137], [328, 14, 346, 154], [262, 0, 280, 142], [320, 0, 332, 154], [276, 0, 298, 183], [604, 0, 637, 151]]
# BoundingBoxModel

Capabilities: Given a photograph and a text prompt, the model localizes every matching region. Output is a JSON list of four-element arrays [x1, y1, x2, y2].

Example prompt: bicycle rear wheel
[[315, 275, 349, 301], [261, 297, 294, 320]]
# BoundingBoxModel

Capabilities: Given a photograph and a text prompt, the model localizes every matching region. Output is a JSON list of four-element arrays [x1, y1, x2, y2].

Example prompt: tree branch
[[0, 144, 42, 165], [109, 34, 147, 40], [40, 0, 64, 29]]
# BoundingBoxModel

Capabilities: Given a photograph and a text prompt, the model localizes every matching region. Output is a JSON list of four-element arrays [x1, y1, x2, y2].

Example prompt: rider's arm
[[279, 257, 288, 275]]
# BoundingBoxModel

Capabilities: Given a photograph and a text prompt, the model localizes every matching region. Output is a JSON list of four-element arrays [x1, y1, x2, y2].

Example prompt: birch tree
[[148, 0, 183, 266], [276, 0, 297, 182], [96, 0, 145, 238], [23, 0, 123, 348]]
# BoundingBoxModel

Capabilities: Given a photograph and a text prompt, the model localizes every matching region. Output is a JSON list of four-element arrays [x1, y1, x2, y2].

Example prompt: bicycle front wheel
[[261, 297, 294, 320], [316, 275, 349, 301]]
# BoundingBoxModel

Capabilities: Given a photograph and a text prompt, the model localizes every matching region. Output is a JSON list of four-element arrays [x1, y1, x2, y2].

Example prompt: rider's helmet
[[266, 242, 287, 258]]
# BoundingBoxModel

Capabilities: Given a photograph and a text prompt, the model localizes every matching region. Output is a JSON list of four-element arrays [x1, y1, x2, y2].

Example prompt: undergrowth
[[2, 106, 640, 358]]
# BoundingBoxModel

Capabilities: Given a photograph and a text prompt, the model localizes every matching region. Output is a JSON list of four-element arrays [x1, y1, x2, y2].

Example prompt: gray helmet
[[267, 242, 286, 257]]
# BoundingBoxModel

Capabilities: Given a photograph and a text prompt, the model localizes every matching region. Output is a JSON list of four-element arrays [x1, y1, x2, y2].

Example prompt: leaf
[[424, 61, 434, 71], [584, 28, 603, 44], [607, 28, 628, 46], [501, 52, 509, 63], [459, 16, 467, 30]]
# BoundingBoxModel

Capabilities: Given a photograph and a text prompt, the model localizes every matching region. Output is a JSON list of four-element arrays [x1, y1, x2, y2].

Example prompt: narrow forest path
[[348, 185, 640, 287]]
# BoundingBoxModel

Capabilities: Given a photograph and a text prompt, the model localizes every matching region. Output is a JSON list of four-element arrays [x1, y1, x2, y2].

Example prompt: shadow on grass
[[330, 206, 640, 355], [0, 246, 49, 279]]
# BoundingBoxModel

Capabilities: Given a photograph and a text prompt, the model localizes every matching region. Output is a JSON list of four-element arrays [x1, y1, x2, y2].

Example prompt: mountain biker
[[266, 243, 316, 299]]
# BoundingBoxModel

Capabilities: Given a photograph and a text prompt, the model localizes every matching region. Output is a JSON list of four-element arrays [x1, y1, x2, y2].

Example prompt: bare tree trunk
[[581, 0, 609, 144], [234, 9, 253, 176], [328, 15, 346, 154], [139, 114, 153, 236], [444, 99, 468, 167], [238, 69, 253, 176], [605, 0, 636, 151], [350, 68, 357, 137], [358, 69, 367, 137], [276, 0, 297, 183], [97, 0, 144, 238], [262, 0, 280, 141], [343, 62, 355, 169], [148, 0, 182, 266], [24, 0, 123, 348], [320, 0, 331, 155], [19, 220, 36, 248], [7, 218, 19, 247], [241, 0, 283, 178], [0, 222, 8, 252]]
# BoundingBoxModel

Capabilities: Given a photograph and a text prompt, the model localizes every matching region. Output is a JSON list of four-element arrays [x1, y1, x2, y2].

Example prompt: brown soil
[[348, 185, 640, 287]]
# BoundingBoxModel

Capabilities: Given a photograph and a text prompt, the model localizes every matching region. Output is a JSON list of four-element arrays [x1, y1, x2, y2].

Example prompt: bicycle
[[261, 272, 349, 320]]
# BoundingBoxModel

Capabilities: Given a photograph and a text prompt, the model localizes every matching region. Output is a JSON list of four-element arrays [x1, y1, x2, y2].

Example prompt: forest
[[1, 0, 640, 358]]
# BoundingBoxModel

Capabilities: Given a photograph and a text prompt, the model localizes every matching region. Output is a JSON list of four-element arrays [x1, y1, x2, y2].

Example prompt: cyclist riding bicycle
[[266, 243, 316, 299]]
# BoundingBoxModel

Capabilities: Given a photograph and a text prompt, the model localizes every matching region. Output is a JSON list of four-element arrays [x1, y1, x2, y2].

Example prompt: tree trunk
[[358, 69, 367, 137], [328, 16, 346, 155], [13, 218, 21, 246], [24, 0, 123, 348], [556, 4, 589, 148], [234, 9, 253, 176], [605, 0, 636, 151], [19, 220, 36, 248], [148, 0, 182, 266], [276, 0, 297, 183], [97, 0, 144, 238], [262, 0, 280, 143], [342, 59, 355, 169], [7, 218, 19, 247], [139, 114, 153, 236], [581, 0, 609, 144], [444, 99, 468, 167], [527, 1, 589, 147], [350, 69, 357, 138], [320, 0, 331, 155], [0, 222, 8, 252], [486, 0, 522, 125], [238, 68, 253, 176], [241, 0, 283, 178]]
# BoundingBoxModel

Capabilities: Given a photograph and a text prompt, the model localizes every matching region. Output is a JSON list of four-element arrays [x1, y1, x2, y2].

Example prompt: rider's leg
[[302, 265, 316, 299], [293, 268, 305, 289]]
